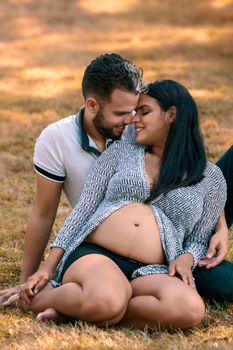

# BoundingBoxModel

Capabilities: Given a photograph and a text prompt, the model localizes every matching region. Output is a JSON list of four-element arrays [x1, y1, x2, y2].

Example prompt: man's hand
[[19, 247, 63, 306], [19, 267, 53, 306], [198, 231, 228, 269], [199, 210, 228, 269], [168, 253, 195, 288], [0, 286, 20, 307]]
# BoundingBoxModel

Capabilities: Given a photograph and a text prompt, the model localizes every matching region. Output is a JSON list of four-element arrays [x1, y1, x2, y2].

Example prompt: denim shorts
[[61, 241, 147, 280]]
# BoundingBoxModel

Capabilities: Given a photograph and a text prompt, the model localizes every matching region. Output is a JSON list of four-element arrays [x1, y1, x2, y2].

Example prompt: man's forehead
[[108, 88, 139, 106], [111, 88, 138, 98]]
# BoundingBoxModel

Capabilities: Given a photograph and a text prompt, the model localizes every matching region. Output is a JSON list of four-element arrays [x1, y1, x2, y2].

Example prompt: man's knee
[[194, 260, 233, 301], [216, 146, 233, 228]]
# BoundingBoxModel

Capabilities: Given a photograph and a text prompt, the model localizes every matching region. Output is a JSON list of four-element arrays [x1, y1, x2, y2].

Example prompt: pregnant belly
[[85, 202, 166, 264]]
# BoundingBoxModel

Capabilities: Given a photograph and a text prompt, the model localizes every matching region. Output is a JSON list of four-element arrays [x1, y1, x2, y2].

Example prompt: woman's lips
[[135, 127, 144, 132]]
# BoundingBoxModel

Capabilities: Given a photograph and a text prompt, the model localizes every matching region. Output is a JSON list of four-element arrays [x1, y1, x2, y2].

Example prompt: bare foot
[[36, 308, 67, 323], [17, 298, 30, 312]]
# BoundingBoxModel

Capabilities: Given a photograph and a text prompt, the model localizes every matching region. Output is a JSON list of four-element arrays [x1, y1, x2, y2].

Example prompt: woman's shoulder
[[108, 139, 143, 152], [204, 161, 222, 174], [204, 161, 226, 185]]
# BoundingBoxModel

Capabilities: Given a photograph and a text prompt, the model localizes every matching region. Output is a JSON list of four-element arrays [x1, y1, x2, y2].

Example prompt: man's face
[[93, 89, 139, 139]]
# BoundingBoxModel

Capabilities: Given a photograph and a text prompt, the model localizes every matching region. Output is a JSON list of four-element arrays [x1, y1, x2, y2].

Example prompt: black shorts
[[61, 241, 147, 281]]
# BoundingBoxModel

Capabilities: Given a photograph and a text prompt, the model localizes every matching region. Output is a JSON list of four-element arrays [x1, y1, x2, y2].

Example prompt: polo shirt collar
[[76, 106, 114, 156]]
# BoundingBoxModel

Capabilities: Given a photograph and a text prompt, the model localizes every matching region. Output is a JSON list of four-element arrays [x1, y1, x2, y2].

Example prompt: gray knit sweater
[[51, 140, 227, 285]]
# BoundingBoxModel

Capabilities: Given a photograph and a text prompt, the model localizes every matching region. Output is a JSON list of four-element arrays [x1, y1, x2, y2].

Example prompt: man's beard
[[93, 110, 123, 140]]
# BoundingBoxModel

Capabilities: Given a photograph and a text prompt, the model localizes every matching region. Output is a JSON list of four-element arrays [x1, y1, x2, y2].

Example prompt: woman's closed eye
[[142, 111, 150, 116], [136, 107, 151, 116]]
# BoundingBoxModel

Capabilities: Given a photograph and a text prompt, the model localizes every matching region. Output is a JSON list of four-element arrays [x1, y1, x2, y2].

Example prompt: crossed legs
[[27, 254, 132, 326], [24, 255, 205, 330], [121, 274, 205, 330]]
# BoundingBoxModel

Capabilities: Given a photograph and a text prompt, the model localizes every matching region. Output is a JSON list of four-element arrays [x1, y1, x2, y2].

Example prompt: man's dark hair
[[82, 53, 144, 101]]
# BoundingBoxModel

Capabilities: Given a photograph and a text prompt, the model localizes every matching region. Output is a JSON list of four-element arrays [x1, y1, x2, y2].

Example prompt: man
[[194, 145, 233, 300], [0, 53, 233, 308], [0, 53, 143, 305]]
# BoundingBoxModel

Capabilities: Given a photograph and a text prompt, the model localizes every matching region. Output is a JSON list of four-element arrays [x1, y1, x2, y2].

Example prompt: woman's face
[[133, 93, 173, 148]]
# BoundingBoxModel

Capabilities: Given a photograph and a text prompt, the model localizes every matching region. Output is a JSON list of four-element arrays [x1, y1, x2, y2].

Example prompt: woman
[[19, 80, 226, 330]]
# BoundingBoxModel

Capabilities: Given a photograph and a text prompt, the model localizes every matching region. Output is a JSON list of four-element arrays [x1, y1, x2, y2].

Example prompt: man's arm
[[0, 173, 63, 306], [216, 145, 233, 228], [20, 246, 64, 306], [198, 210, 228, 269], [20, 174, 63, 282]]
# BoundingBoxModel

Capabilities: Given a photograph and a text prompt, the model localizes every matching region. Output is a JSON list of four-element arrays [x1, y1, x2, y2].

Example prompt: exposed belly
[[85, 202, 166, 264]]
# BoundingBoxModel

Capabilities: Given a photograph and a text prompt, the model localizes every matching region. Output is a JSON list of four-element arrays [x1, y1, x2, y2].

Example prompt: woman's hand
[[168, 253, 195, 288], [19, 267, 53, 305]]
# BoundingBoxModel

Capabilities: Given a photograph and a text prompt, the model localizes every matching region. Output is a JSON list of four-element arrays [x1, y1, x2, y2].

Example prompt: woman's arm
[[198, 210, 228, 269], [51, 141, 124, 253], [168, 165, 227, 287], [182, 164, 227, 269]]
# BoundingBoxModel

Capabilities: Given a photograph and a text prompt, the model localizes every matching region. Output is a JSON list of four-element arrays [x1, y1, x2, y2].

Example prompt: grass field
[[0, 0, 233, 349]]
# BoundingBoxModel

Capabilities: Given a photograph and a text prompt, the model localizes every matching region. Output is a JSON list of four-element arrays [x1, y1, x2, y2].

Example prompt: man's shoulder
[[45, 114, 77, 132], [37, 114, 78, 141]]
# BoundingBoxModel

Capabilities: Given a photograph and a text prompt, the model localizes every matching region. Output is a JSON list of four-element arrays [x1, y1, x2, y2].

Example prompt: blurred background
[[0, 2, 233, 349]]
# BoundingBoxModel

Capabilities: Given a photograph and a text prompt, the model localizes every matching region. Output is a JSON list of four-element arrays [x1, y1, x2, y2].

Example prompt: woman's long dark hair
[[144, 80, 207, 203]]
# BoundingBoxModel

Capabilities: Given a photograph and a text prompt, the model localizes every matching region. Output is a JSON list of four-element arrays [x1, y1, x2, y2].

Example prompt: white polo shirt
[[34, 107, 114, 208]]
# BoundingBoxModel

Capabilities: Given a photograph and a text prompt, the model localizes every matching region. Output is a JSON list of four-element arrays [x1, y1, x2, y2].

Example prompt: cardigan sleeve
[[51, 141, 123, 252], [182, 163, 227, 268]]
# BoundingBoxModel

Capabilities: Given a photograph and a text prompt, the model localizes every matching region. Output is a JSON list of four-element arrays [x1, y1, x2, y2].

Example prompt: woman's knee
[[173, 292, 205, 328], [78, 288, 130, 322]]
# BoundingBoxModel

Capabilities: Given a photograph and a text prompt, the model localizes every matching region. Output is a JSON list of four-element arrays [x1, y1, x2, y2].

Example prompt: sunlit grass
[[212, 0, 233, 8], [77, 0, 140, 14]]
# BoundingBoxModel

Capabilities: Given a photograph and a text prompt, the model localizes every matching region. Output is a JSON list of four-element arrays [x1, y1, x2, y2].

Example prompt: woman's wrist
[[181, 253, 194, 267], [41, 247, 64, 275], [214, 210, 228, 237]]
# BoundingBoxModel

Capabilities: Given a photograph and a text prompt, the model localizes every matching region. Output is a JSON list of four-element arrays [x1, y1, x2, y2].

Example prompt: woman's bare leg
[[121, 274, 205, 330], [26, 254, 132, 325]]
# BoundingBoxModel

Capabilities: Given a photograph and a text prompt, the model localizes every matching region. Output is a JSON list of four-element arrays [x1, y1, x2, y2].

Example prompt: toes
[[36, 308, 59, 322]]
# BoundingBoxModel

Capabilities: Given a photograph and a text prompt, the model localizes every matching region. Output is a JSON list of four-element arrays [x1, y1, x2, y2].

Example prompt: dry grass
[[0, 0, 233, 348]]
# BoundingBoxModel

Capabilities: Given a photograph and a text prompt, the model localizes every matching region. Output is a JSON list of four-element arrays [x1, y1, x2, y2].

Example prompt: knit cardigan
[[51, 140, 227, 286]]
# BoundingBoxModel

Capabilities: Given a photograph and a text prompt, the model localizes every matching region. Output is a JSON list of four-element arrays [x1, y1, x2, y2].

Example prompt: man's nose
[[123, 115, 132, 124], [124, 113, 133, 125], [132, 112, 140, 123], [123, 110, 136, 124]]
